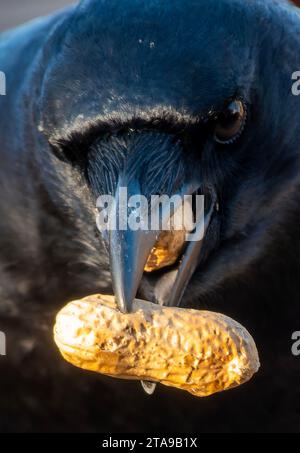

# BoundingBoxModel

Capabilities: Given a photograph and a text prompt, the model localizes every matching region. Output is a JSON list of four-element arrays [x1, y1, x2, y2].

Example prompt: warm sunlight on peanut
[[54, 294, 259, 397]]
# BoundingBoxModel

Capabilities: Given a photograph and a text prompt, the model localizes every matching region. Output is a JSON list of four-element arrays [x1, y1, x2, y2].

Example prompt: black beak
[[109, 177, 158, 313], [108, 176, 216, 313]]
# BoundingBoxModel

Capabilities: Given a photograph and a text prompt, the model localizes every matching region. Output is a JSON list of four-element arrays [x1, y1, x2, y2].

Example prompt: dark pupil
[[220, 106, 240, 123], [218, 102, 242, 130], [215, 102, 243, 140]]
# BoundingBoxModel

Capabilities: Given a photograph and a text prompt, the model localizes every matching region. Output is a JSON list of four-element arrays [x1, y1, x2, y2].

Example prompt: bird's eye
[[213, 100, 246, 144]]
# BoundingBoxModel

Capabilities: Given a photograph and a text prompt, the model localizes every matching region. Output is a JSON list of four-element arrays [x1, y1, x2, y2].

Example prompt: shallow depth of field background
[[0, 0, 75, 31], [0, 0, 299, 31]]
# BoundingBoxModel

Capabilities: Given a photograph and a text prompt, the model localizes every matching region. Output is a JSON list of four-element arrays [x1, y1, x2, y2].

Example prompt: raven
[[0, 0, 300, 433]]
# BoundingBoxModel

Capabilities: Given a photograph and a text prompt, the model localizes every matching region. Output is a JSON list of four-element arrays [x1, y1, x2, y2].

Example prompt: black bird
[[1, 0, 300, 433]]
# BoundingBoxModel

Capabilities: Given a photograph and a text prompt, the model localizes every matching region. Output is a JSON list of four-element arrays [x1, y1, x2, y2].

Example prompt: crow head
[[26, 0, 300, 314]]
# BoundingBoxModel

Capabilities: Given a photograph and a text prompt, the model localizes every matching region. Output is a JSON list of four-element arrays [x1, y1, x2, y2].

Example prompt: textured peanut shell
[[54, 294, 260, 397]]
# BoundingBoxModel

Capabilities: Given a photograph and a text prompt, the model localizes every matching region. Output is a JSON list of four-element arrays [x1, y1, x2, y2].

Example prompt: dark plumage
[[1, 0, 300, 432]]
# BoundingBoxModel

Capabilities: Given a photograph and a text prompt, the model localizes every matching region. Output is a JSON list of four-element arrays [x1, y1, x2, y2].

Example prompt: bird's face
[[36, 0, 300, 311]]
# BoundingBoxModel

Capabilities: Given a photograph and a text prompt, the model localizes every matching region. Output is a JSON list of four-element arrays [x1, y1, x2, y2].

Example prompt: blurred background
[[0, 0, 299, 32], [0, 0, 76, 31]]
